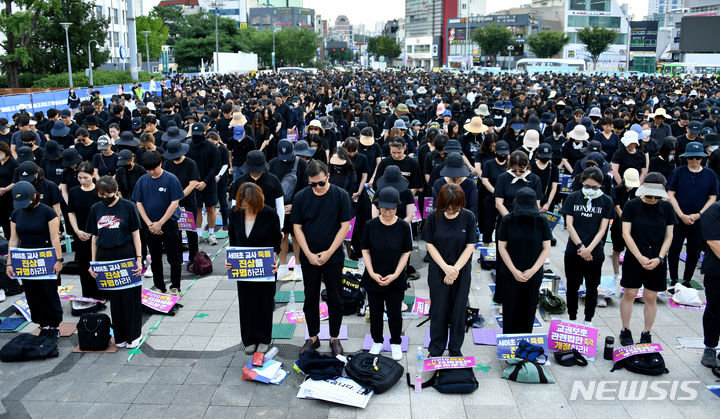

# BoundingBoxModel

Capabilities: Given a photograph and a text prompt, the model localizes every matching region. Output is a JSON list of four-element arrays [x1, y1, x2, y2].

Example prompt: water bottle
[[288, 290, 296, 312], [415, 374, 422, 393], [64, 235, 72, 253], [416, 346, 424, 373], [265, 347, 279, 360]]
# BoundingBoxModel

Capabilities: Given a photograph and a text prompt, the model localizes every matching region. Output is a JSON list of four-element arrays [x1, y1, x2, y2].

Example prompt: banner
[[559, 174, 572, 194], [226, 247, 275, 281], [545, 212, 561, 231], [13, 296, 31, 322], [497, 333, 549, 361], [413, 297, 431, 316], [548, 320, 599, 358], [286, 311, 306, 323], [422, 197, 434, 218], [178, 210, 197, 231], [613, 343, 663, 363], [345, 218, 355, 240], [412, 198, 422, 223], [141, 288, 180, 313], [423, 356, 475, 371], [91, 258, 142, 290], [9, 247, 56, 280]]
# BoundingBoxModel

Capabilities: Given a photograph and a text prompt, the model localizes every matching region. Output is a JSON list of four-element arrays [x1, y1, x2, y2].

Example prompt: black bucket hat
[[243, 150, 269, 173], [62, 148, 82, 167], [440, 153, 471, 178], [377, 166, 409, 193], [163, 139, 190, 160]]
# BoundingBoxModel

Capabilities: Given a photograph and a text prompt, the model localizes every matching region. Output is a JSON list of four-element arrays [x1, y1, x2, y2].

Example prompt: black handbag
[[345, 353, 403, 394], [77, 313, 111, 351], [406, 368, 478, 394]]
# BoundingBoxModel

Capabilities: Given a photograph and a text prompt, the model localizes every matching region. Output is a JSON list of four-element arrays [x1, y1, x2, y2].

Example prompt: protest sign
[[548, 320, 599, 358], [612, 343, 663, 363], [478, 247, 496, 262], [91, 258, 141, 290], [345, 218, 355, 240], [413, 297, 430, 316], [319, 302, 329, 320], [178, 210, 196, 231], [544, 212, 561, 231], [286, 311, 306, 323], [422, 356, 476, 371], [423, 197, 434, 218], [13, 297, 31, 322], [559, 174, 572, 194], [9, 247, 56, 280], [226, 247, 275, 282], [297, 377, 372, 408], [669, 298, 706, 311], [497, 333, 549, 362], [141, 289, 180, 313]]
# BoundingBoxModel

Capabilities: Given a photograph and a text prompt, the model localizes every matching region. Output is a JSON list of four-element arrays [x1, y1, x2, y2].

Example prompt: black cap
[[495, 140, 510, 155], [16, 161, 38, 183], [537, 143, 553, 159], [191, 122, 205, 136]]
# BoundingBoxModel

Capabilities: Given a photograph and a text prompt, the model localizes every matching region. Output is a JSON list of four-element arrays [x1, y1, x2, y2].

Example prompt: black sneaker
[[46, 328, 60, 341], [702, 348, 718, 368], [640, 331, 652, 344], [619, 328, 634, 347]]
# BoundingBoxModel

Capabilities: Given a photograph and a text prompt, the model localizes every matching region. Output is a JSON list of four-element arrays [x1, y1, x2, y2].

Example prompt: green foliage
[[0, 0, 51, 87], [150, 6, 184, 45], [328, 47, 354, 63], [471, 24, 514, 60], [31, 70, 153, 88], [274, 28, 318, 67], [577, 27, 617, 69], [526, 31, 569, 58], [136, 15, 170, 61], [367, 36, 401, 61]]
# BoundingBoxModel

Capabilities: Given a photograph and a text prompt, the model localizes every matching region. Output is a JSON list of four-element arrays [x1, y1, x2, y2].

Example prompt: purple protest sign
[[613, 343, 663, 363], [548, 320, 599, 358], [345, 218, 355, 240], [422, 197, 434, 219], [413, 297, 431, 316], [286, 311, 306, 323], [141, 289, 180, 313], [412, 198, 421, 223], [472, 328, 502, 345], [361, 334, 409, 352], [319, 302, 329, 320], [305, 324, 348, 340], [422, 356, 475, 371], [178, 210, 196, 231]]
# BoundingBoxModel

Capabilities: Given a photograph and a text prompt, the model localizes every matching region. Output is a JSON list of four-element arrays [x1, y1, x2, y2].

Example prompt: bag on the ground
[[77, 313, 111, 351], [0, 333, 59, 362], [538, 289, 566, 314], [322, 273, 366, 315], [515, 339, 548, 363], [345, 353, 403, 394], [293, 349, 345, 380], [502, 358, 555, 383], [407, 367, 478, 394], [188, 251, 213, 275], [71, 300, 101, 317], [280, 157, 300, 202], [672, 283, 703, 306], [611, 352, 669, 376], [465, 307, 485, 332], [554, 349, 589, 367]]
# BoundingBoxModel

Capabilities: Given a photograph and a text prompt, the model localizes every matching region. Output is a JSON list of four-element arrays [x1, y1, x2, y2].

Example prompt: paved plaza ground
[[0, 224, 719, 419]]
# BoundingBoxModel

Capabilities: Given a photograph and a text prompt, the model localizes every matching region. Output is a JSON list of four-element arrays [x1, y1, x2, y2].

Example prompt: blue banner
[[91, 258, 142, 290], [559, 174, 572, 194], [545, 211, 561, 231], [9, 247, 57, 280], [226, 246, 275, 281]]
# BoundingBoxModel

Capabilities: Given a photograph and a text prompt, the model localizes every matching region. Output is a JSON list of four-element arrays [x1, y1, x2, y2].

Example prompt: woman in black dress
[[225, 182, 281, 355], [0, 142, 17, 238]]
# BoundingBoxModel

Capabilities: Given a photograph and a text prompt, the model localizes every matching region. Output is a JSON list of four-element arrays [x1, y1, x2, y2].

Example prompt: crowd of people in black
[[2, 68, 720, 369]]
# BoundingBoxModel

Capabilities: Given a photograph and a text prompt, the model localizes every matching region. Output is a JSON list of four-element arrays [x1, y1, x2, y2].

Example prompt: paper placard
[[545, 212, 561, 231], [9, 247, 56, 280], [548, 320, 599, 358], [559, 174, 572, 194], [13, 296, 31, 322], [412, 198, 422, 223], [478, 247, 496, 262], [345, 218, 355, 240], [297, 377, 372, 408], [319, 302, 329, 320], [226, 246, 275, 281], [422, 356, 475, 371], [472, 328, 502, 345], [497, 333, 549, 361], [178, 210, 196, 231], [669, 298, 706, 311], [91, 258, 142, 290], [613, 343, 663, 363], [286, 311, 306, 323], [412, 297, 431, 316], [60, 295, 104, 303], [141, 289, 180, 313]]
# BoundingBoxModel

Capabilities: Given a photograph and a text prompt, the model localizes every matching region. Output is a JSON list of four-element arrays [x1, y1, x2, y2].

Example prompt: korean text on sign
[[91, 258, 142, 290], [496, 333, 549, 361], [548, 320, 599, 358], [226, 246, 275, 282], [9, 247, 56, 280]]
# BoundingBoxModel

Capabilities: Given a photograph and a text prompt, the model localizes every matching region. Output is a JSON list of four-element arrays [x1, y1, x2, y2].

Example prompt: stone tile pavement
[[0, 225, 719, 418]]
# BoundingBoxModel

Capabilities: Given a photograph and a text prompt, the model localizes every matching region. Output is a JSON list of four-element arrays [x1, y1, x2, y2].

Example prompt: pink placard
[[345, 218, 355, 240], [422, 356, 475, 371], [319, 302, 329, 320], [412, 198, 421, 223], [612, 343, 663, 363], [178, 210, 196, 231], [548, 320, 599, 358], [286, 311, 306, 323], [422, 197, 434, 219], [413, 297, 431, 316], [141, 288, 180, 313], [669, 298, 706, 311]]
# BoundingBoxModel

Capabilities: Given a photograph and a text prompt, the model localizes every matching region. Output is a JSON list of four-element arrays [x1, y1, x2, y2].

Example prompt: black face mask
[[102, 196, 116, 206], [496, 156, 507, 163], [23, 142, 33, 147], [539, 158, 551, 164]]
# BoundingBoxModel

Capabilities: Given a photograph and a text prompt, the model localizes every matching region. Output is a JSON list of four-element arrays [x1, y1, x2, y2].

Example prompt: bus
[[659, 62, 720, 76], [515, 58, 587, 72]]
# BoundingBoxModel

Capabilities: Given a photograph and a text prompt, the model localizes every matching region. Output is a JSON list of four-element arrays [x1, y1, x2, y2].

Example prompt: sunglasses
[[645, 195, 662, 200], [510, 169, 526, 174], [582, 184, 600, 191], [688, 156, 703, 161], [309, 180, 327, 188]]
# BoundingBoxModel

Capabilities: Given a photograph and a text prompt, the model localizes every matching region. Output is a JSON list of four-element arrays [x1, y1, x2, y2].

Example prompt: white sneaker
[[208, 234, 218, 245], [115, 341, 127, 348], [596, 296, 607, 307], [369, 342, 384, 355], [294, 265, 303, 281], [0, 289, 5, 302], [277, 265, 291, 281], [391, 344, 403, 360], [126, 337, 142, 349], [144, 267, 154, 278]]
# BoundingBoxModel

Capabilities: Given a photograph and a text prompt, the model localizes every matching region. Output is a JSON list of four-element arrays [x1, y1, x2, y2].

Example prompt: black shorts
[[610, 222, 626, 252], [196, 183, 218, 207], [282, 215, 293, 234], [620, 253, 667, 292]]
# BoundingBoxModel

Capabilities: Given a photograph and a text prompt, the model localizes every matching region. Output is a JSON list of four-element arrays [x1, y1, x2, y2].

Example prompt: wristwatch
[[57, 258, 64, 263], [657, 256, 664, 263]]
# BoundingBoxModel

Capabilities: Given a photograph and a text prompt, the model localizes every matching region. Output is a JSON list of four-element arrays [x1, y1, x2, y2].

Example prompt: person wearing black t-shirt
[[91, 136, 118, 178], [619, 173, 677, 347], [232, 151, 285, 226], [115, 150, 147, 200], [209, 132, 231, 228], [562, 125, 589, 175], [291, 161, 352, 356], [371, 138, 423, 194], [362, 187, 412, 361], [67, 162, 102, 300], [0, 142, 17, 237], [612, 131, 648, 185], [422, 183, 477, 357], [497, 187, 551, 334], [531, 144, 559, 213], [561, 168, 613, 323], [494, 150, 543, 217], [699, 201, 720, 367], [88, 176, 143, 349], [480, 140, 509, 246], [610, 169, 639, 288], [6, 181, 64, 339]]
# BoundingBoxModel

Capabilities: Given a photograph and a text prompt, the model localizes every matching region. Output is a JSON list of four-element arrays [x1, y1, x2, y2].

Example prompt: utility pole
[[127, 0, 139, 81], [60, 23, 73, 87]]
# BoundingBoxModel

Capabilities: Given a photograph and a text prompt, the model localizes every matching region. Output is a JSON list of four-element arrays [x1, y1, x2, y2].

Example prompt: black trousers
[[75, 237, 104, 300], [668, 222, 703, 283], [23, 277, 63, 327], [217, 181, 229, 226], [501, 274, 541, 334], [428, 264, 471, 357], [481, 197, 498, 245], [302, 262, 343, 338], [704, 276, 720, 348], [0, 194, 12, 240], [237, 280, 276, 346], [564, 252, 603, 322], [146, 222, 182, 291], [97, 243, 142, 344], [367, 288, 404, 344]]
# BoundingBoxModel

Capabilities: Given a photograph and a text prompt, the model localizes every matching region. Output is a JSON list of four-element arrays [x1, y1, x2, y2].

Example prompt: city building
[[248, 6, 314, 30], [93, 0, 131, 67], [460, 0, 487, 17], [405, 0, 453, 68], [333, 15, 353, 43], [247, 0, 303, 7], [384, 19, 400, 42], [198, 0, 247, 26], [648, 0, 686, 15], [156, 0, 200, 16]]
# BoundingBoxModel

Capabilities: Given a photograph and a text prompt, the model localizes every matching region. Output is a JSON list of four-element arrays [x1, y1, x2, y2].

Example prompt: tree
[[173, 12, 253, 70], [471, 23, 513, 66], [577, 26, 617, 70], [367, 35, 401, 62], [150, 5, 184, 45], [274, 28, 318, 66], [136, 15, 170, 61], [0, 0, 49, 87], [328, 47, 353, 63], [526, 31, 569, 59]]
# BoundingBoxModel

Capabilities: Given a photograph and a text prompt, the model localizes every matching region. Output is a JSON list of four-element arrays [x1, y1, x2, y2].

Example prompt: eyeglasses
[[582, 184, 600, 191], [309, 180, 327, 188], [688, 156, 703, 161]]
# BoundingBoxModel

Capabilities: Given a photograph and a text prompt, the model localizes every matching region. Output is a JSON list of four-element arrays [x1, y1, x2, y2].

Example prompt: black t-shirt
[[373, 156, 423, 190], [561, 190, 613, 259], [232, 172, 284, 209], [611, 148, 646, 180], [530, 161, 559, 204], [92, 152, 119, 177], [0, 158, 18, 188], [115, 164, 147, 200], [359, 143, 382, 177], [497, 213, 552, 279], [701, 202, 720, 276], [494, 171, 543, 212], [361, 217, 412, 291], [11, 203, 57, 248], [61, 168, 80, 192], [481, 159, 507, 189], [40, 157, 64, 185], [290, 184, 352, 265], [227, 136, 256, 167], [75, 141, 98, 162], [35, 178, 61, 208], [68, 186, 100, 235], [421, 209, 477, 265], [86, 198, 141, 248], [163, 157, 201, 208], [350, 153, 369, 185], [621, 198, 677, 252], [268, 157, 308, 196], [562, 141, 585, 168]]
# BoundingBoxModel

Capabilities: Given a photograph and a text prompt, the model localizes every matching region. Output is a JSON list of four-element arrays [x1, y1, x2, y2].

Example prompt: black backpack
[[345, 353, 404, 394], [611, 352, 669, 376], [0, 333, 59, 362], [406, 368, 478, 394], [294, 349, 345, 380], [320, 272, 367, 316], [280, 157, 300, 203], [77, 313, 111, 351]]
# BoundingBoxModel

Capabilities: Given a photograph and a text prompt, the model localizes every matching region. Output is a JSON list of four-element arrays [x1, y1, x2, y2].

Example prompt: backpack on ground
[[345, 353, 403, 394], [611, 352, 669, 376], [77, 313, 111, 351], [538, 289, 566, 315], [0, 333, 59, 362], [502, 358, 555, 383], [188, 251, 213, 275], [293, 349, 345, 380], [280, 157, 300, 203], [321, 272, 367, 316], [406, 367, 478, 394], [515, 339, 548, 363]]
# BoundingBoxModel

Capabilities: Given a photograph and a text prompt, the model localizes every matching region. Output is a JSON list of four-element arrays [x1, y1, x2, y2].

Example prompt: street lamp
[[272, 20, 276, 72], [87, 39, 98, 86], [142, 31, 151, 73], [210, 0, 222, 72], [60, 22, 73, 87]]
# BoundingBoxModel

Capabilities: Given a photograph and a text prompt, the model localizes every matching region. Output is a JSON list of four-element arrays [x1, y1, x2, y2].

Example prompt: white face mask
[[709, 145, 719, 153], [642, 129, 651, 136], [582, 186, 603, 199], [669, 154, 675, 161]]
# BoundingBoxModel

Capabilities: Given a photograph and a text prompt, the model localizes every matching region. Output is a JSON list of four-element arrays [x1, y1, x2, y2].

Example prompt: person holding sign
[[225, 182, 281, 354], [291, 160, 352, 356], [68, 162, 102, 300], [497, 187, 551, 334], [361, 187, 412, 360], [87, 176, 143, 348], [6, 181, 64, 340], [422, 183, 477, 357]]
